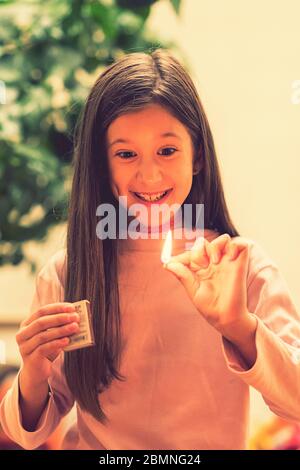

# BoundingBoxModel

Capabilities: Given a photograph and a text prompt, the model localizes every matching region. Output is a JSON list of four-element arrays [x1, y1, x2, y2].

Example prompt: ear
[[193, 157, 203, 176]]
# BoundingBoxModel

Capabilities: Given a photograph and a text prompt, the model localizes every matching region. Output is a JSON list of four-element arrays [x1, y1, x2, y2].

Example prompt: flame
[[161, 230, 172, 264]]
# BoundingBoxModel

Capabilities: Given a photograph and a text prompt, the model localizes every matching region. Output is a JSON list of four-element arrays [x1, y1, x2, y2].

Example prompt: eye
[[158, 147, 177, 156], [115, 151, 136, 159], [115, 147, 178, 159]]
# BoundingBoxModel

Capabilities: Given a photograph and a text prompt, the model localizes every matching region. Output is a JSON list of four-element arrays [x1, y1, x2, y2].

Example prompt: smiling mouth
[[131, 188, 173, 202]]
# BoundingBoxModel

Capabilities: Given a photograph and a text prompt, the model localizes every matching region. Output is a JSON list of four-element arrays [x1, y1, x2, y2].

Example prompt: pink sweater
[[1, 230, 300, 450]]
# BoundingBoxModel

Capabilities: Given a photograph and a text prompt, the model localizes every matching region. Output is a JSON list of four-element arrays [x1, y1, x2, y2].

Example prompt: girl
[[1, 48, 300, 450]]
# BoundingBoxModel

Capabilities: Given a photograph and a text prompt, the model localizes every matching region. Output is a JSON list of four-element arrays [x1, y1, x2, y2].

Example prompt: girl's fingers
[[168, 250, 191, 266], [208, 233, 231, 264], [167, 233, 232, 269], [35, 338, 71, 358], [224, 237, 250, 261], [190, 237, 210, 270], [164, 262, 196, 296], [20, 322, 80, 357], [17, 312, 80, 344], [228, 243, 250, 281], [191, 236, 206, 251], [226, 243, 238, 260], [169, 237, 210, 268], [22, 302, 76, 328]]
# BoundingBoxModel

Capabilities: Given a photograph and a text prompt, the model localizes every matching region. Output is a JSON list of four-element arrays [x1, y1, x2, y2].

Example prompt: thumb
[[236, 245, 250, 280], [165, 262, 195, 294]]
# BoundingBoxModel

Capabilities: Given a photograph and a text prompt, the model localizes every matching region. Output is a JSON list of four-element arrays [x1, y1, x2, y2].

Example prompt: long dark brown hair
[[64, 48, 240, 422]]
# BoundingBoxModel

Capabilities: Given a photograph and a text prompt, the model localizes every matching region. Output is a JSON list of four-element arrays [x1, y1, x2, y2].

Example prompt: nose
[[136, 159, 163, 185]]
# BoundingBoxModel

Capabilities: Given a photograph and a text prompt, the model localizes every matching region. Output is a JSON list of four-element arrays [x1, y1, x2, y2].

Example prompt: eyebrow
[[107, 132, 182, 148]]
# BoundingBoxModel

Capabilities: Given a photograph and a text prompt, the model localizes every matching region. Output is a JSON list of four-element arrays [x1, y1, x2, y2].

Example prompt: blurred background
[[0, 0, 300, 450]]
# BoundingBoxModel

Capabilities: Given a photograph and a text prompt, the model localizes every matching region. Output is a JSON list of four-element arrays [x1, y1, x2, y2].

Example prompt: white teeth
[[134, 190, 169, 202]]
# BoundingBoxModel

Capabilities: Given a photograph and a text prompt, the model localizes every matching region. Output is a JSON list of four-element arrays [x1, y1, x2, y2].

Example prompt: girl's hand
[[16, 302, 80, 386], [164, 234, 256, 342]]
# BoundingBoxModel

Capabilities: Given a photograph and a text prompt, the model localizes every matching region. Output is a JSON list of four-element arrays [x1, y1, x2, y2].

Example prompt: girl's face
[[106, 103, 199, 228]]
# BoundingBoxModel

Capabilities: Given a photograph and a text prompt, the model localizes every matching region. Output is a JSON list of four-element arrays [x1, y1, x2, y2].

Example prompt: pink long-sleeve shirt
[[1, 229, 300, 450]]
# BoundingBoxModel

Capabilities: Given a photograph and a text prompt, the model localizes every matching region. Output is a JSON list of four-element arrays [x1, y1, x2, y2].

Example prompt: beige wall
[[1, 0, 300, 440]]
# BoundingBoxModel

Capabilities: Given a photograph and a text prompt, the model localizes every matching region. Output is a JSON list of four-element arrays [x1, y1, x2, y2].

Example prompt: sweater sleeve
[[221, 241, 300, 423], [0, 250, 75, 450]]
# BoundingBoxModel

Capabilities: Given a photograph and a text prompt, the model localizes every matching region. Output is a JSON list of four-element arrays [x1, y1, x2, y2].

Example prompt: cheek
[[108, 163, 129, 198], [107, 162, 119, 197], [110, 182, 119, 199], [175, 165, 193, 198]]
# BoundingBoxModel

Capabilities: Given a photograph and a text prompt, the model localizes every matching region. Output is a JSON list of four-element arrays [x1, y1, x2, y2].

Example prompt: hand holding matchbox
[[64, 299, 95, 352]]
